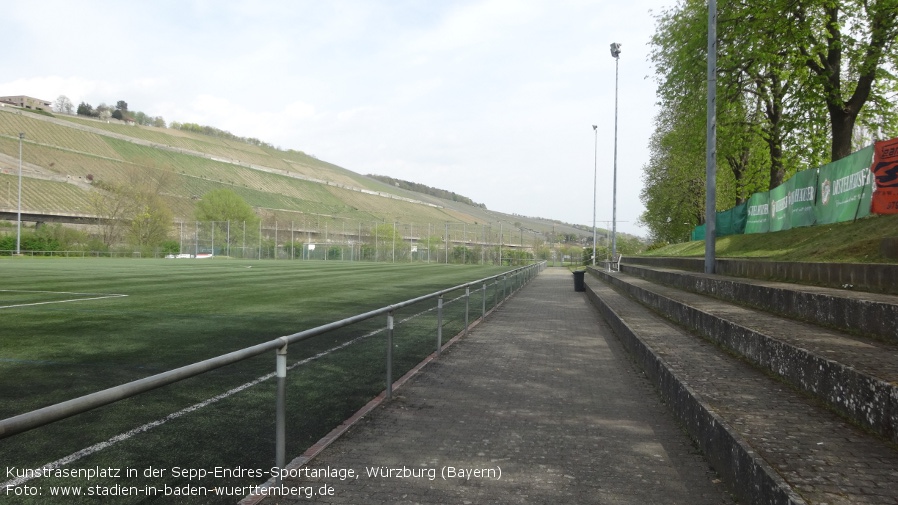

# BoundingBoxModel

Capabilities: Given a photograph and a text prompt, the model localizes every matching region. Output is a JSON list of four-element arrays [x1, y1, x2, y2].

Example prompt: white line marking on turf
[[0, 290, 128, 309], [0, 303, 445, 489]]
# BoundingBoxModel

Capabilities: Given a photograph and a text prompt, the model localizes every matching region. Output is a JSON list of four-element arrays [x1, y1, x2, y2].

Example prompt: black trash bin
[[572, 270, 585, 292]]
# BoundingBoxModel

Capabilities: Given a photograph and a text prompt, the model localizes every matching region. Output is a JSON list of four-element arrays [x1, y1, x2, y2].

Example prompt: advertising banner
[[744, 192, 770, 234], [787, 168, 818, 228], [871, 137, 898, 214], [715, 203, 748, 237], [768, 180, 790, 232], [691, 223, 705, 241], [815, 145, 875, 224]]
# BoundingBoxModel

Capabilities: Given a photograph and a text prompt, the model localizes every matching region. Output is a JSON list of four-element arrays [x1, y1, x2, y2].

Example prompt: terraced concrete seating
[[584, 259, 898, 505]]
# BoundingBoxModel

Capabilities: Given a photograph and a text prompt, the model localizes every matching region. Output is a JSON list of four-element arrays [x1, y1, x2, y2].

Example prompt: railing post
[[386, 311, 394, 399], [464, 287, 470, 337], [482, 282, 487, 320], [275, 339, 288, 484], [436, 295, 443, 355]]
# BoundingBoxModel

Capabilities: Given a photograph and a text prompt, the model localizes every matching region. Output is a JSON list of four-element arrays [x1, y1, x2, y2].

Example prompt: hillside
[[0, 106, 622, 252]]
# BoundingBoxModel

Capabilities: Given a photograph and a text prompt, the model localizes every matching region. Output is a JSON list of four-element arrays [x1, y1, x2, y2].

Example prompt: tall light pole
[[704, 1, 717, 274], [591, 124, 598, 266], [610, 43, 621, 265], [16, 132, 24, 255]]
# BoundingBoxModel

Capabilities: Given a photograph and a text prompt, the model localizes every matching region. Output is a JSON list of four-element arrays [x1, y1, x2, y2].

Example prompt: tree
[[790, 0, 898, 160], [194, 189, 260, 252], [90, 169, 175, 249], [639, 0, 897, 241], [368, 223, 408, 262], [53, 95, 74, 115], [116, 100, 128, 112], [127, 193, 173, 250], [76, 101, 93, 116], [195, 189, 257, 223], [96, 103, 112, 121]]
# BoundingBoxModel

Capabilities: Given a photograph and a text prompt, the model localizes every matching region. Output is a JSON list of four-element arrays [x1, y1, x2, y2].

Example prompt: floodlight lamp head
[[592, 125, 598, 130], [18, 132, 24, 139], [610, 42, 621, 58]]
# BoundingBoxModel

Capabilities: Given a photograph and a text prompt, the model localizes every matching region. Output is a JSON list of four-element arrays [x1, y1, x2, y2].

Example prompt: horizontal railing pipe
[[0, 338, 285, 438]]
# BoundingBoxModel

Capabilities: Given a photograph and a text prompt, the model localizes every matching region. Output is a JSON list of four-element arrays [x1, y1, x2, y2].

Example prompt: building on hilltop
[[0, 95, 52, 111]]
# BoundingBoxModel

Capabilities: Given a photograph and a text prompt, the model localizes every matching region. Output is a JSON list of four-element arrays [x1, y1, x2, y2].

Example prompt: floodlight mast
[[592, 124, 598, 266], [705, 1, 717, 274], [609, 43, 620, 265], [16, 133, 24, 256]]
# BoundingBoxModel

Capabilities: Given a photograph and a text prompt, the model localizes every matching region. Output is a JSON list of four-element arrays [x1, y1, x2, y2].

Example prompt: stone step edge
[[583, 280, 806, 505], [619, 263, 898, 343], [594, 267, 898, 445]]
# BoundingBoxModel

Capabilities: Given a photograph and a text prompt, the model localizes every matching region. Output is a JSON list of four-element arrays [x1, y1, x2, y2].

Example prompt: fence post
[[482, 282, 487, 320], [386, 311, 394, 400], [436, 295, 443, 355], [275, 339, 288, 484], [464, 287, 470, 337]]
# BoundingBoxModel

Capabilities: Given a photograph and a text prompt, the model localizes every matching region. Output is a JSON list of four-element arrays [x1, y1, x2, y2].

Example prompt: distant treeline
[[366, 175, 486, 208], [169, 122, 277, 149]]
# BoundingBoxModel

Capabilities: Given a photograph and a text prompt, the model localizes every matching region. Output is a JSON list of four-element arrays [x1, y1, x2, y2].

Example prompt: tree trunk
[[829, 105, 857, 162]]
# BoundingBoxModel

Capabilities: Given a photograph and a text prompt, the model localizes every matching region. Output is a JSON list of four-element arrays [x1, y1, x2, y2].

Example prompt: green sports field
[[0, 258, 513, 503]]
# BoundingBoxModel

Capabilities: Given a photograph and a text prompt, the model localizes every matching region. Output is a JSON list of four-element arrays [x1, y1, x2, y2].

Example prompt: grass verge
[[644, 213, 898, 263]]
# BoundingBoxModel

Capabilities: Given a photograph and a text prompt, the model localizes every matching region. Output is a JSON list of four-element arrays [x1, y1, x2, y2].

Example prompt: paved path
[[256, 268, 733, 504]]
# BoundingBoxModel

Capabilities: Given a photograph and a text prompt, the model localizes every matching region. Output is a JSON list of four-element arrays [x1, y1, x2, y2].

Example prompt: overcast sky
[[2, 0, 666, 237]]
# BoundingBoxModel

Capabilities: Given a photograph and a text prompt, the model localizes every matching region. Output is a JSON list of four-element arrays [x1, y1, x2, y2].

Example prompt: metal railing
[[0, 261, 546, 482]]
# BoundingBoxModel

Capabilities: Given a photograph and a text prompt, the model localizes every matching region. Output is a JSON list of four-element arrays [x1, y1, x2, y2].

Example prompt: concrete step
[[583, 274, 898, 505], [621, 256, 898, 296], [619, 262, 898, 344], [591, 266, 898, 445]]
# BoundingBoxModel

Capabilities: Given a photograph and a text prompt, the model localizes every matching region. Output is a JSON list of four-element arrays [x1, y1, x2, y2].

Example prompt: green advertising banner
[[816, 145, 875, 224], [744, 192, 770, 234], [715, 202, 747, 236], [691, 223, 705, 241], [769, 180, 790, 232], [788, 168, 818, 228]]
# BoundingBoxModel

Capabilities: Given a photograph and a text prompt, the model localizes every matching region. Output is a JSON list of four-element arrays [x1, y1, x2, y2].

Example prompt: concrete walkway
[[254, 268, 734, 504]]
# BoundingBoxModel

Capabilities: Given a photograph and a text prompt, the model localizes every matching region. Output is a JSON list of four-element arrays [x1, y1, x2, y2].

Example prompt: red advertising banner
[[871, 137, 898, 214]]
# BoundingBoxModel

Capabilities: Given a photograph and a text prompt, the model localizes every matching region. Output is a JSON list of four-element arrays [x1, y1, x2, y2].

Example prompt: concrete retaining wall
[[620, 264, 898, 344], [623, 256, 898, 296]]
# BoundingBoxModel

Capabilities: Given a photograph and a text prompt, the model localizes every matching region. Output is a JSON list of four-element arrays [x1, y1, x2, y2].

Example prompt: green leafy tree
[[76, 102, 93, 116], [194, 189, 260, 253], [195, 189, 257, 223], [369, 223, 408, 262], [789, 0, 898, 160], [127, 193, 173, 250], [640, 0, 895, 241]]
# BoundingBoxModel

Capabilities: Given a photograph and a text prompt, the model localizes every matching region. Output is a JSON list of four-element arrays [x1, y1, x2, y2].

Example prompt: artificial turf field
[[0, 258, 513, 503]]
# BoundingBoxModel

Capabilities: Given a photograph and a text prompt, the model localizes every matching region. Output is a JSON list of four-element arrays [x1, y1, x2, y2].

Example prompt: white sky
[[2, 0, 666, 237]]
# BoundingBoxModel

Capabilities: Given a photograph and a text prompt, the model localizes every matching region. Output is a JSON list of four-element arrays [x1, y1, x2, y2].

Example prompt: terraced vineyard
[[0, 106, 596, 246]]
